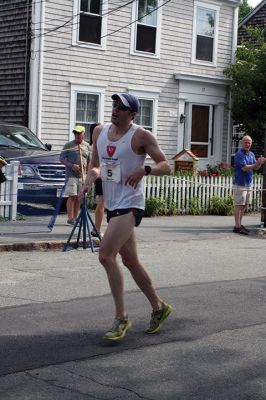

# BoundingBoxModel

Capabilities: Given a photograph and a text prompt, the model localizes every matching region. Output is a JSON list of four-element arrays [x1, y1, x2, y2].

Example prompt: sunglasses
[[73, 131, 83, 135], [112, 101, 131, 111]]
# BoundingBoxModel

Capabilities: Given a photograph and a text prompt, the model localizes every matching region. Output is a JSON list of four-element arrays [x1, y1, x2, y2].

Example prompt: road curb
[[0, 239, 100, 252]]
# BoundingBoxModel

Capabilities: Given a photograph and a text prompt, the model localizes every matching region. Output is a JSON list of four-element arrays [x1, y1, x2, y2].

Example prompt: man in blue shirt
[[233, 135, 265, 235]]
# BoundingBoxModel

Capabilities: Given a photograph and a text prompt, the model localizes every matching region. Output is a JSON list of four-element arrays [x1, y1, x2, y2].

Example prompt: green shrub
[[145, 197, 166, 217], [166, 197, 177, 216], [0, 213, 26, 222], [189, 197, 201, 215], [209, 195, 234, 215]]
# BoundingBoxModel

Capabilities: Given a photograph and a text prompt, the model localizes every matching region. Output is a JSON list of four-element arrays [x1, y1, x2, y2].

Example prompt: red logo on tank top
[[107, 145, 116, 157]]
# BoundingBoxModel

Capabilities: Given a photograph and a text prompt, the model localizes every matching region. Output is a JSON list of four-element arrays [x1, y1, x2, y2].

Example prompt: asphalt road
[[0, 211, 265, 399]]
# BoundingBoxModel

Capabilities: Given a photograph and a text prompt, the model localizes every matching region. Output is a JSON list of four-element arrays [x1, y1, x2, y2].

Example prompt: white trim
[[231, 5, 239, 63], [130, 0, 162, 59], [174, 73, 231, 86], [28, 0, 45, 139], [68, 80, 106, 88], [227, 91, 233, 164], [69, 83, 106, 141], [215, 102, 224, 163], [177, 99, 186, 154], [191, 1, 220, 67], [72, 0, 108, 50]]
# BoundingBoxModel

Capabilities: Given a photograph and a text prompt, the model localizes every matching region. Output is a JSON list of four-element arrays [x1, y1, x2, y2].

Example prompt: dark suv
[[0, 123, 65, 205]]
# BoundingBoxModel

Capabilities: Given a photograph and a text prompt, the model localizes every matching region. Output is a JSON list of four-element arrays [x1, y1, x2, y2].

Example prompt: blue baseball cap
[[111, 93, 139, 112]]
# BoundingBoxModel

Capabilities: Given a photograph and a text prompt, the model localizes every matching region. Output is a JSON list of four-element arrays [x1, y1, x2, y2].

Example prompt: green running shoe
[[146, 302, 173, 334], [103, 318, 132, 341]]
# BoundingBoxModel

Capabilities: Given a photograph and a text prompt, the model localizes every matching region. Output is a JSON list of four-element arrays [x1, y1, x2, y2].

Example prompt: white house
[[3, 0, 241, 169]]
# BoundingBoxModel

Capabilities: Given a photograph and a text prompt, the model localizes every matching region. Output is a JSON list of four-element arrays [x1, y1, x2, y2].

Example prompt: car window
[[0, 125, 46, 149], [0, 131, 20, 147]]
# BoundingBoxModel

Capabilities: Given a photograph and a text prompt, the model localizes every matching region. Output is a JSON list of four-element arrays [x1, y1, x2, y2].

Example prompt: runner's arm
[[125, 129, 170, 188]]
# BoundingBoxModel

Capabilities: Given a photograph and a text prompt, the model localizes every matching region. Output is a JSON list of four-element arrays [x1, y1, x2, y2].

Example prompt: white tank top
[[97, 123, 146, 211]]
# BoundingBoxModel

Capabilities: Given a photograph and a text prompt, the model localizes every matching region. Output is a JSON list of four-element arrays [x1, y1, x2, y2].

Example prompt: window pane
[[79, 14, 101, 44], [138, 0, 157, 25], [80, 0, 101, 14], [76, 93, 99, 140], [196, 36, 213, 61], [134, 99, 153, 131], [136, 24, 156, 53], [197, 8, 215, 37], [76, 93, 98, 122]]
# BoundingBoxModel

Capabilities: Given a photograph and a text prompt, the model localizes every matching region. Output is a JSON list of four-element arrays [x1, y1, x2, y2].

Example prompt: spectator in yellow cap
[[60, 125, 90, 225]]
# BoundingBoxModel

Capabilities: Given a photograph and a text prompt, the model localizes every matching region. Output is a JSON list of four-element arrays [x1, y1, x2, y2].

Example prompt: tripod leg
[[82, 201, 88, 249], [84, 209, 94, 252], [63, 209, 82, 251], [48, 186, 65, 231], [75, 214, 83, 248]]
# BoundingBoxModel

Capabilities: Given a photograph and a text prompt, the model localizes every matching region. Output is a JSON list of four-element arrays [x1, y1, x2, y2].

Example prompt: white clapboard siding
[[39, 0, 236, 156], [144, 175, 263, 214], [0, 161, 19, 220]]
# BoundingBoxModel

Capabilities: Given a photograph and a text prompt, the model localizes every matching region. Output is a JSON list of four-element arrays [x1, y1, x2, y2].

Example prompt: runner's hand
[[125, 167, 145, 189]]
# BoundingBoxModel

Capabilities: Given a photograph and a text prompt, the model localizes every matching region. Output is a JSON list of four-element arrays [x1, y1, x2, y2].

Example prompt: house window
[[134, 99, 153, 131], [192, 2, 219, 64], [70, 83, 105, 141], [78, 0, 102, 44], [75, 93, 99, 140], [131, 0, 161, 56]]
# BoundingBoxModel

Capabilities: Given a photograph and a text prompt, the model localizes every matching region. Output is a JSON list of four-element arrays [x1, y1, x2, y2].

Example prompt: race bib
[[101, 162, 121, 183]]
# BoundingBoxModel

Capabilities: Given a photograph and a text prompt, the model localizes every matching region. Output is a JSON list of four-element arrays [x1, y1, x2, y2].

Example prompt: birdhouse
[[172, 149, 199, 174]]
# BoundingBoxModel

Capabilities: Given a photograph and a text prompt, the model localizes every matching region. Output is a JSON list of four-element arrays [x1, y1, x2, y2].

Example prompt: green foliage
[[16, 213, 26, 221], [0, 213, 26, 222], [224, 27, 266, 146], [189, 197, 201, 215], [198, 162, 233, 177], [239, 0, 252, 21], [145, 197, 166, 217], [166, 197, 177, 216], [209, 196, 234, 216], [172, 170, 194, 178]]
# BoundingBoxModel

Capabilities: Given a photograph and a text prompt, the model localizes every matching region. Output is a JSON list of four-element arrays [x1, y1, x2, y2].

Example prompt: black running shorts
[[106, 208, 144, 227]]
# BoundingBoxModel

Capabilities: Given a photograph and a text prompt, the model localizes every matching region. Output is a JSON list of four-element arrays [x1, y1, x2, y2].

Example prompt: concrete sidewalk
[[0, 210, 265, 251]]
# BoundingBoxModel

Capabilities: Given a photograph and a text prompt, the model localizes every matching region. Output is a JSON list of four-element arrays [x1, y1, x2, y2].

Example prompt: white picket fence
[[0, 167, 263, 219], [0, 161, 19, 220], [145, 174, 263, 214]]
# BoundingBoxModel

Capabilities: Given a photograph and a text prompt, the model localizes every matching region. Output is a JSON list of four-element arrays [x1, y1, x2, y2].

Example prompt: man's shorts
[[64, 176, 83, 197], [106, 208, 144, 227], [95, 178, 103, 196], [233, 185, 252, 206]]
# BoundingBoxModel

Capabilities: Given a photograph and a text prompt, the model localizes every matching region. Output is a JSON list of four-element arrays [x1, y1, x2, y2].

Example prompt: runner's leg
[[98, 212, 135, 318], [119, 231, 163, 311]]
